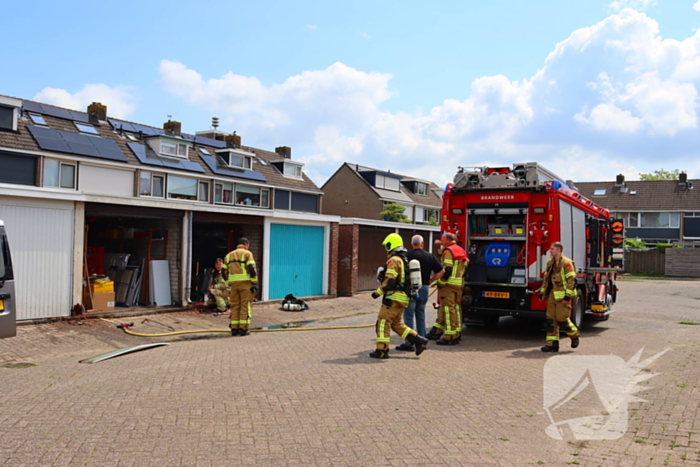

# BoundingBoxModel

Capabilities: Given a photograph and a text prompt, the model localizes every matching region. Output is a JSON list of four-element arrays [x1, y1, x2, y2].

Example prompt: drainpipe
[[184, 211, 193, 304]]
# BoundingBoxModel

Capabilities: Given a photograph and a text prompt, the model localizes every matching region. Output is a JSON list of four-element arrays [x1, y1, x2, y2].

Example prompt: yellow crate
[[90, 281, 114, 294]]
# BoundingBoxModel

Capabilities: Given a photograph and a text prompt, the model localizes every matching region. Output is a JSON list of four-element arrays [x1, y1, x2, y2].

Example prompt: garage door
[[0, 198, 74, 320], [269, 224, 324, 299]]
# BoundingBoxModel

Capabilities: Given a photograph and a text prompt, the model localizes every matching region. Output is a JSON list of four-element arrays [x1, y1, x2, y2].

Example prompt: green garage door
[[269, 224, 325, 299]]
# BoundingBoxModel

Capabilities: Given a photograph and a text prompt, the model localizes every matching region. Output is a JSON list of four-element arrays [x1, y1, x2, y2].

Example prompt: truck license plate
[[483, 291, 509, 299]]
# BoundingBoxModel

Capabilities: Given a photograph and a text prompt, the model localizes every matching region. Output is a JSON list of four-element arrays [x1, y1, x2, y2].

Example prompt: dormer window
[[0, 96, 21, 131], [216, 148, 254, 169], [271, 159, 304, 179], [161, 140, 188, 157], [415, 182, 428, 196], [375, 174, 400, 191]]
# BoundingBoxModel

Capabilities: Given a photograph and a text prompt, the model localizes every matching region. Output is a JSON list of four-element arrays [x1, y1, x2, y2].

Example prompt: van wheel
[[571, 294, 585, 330]]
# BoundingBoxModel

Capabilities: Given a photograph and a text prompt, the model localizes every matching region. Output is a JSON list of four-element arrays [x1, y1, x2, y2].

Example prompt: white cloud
[[305, 25, 317, 30], [694, 1, 700, 12], [159, 8, 700, 187], [361, 32, 371, 40], [608, 0, 656, 12], [33, 84, 137, 119]]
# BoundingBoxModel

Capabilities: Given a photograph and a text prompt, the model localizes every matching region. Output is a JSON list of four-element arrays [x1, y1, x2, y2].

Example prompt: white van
[[0, 219, 16, 338]]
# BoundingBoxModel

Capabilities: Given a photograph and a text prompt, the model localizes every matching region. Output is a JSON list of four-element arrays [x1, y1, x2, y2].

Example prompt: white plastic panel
[[0, 198, 74, 320]]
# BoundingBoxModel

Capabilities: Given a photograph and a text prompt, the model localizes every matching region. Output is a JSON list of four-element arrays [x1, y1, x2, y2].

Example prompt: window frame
[[627, 211, 680, 229], [235, 184, 269, 208], [283, 162, 303, 179], [214, 182, 234, 205], [166, 174, 199, 201], [74, 122, 99, 135], [139, 170, 165, 198], [43, 158, 77, 189], [28, 113, 47, 126], [415, 182, 428, 196]]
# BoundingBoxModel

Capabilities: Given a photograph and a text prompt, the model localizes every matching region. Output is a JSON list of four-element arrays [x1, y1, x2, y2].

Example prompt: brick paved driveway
[[0, 279, 698, 466]]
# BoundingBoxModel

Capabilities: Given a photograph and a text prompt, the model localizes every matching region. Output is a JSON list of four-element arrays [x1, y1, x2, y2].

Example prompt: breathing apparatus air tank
[[283, 302, 302, 311], [408, 259, 422, 293]]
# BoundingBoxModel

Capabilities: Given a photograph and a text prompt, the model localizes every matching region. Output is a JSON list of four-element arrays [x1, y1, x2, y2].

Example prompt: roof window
[[126, 133, 139, 141], [29, 113, 47, 125], [199, 147, 210, 155], [593, 189, 606, 196], [75, 122, 99, 135]]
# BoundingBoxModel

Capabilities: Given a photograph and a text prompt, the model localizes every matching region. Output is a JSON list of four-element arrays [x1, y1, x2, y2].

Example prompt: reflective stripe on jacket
[[375, 255, 409, 305], [224, 245, 258, 284], [437, 241, 467, 287], [539, 255, 577, 300]]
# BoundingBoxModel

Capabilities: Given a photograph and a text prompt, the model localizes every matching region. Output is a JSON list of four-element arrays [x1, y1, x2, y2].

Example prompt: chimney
[[275, 146, 292, 159], [87, 102, 107, 121], [163, 120, 182, 137], [615, 174, 625, 186], [225, 132, 241, 149], [679, 172, 688, 185]]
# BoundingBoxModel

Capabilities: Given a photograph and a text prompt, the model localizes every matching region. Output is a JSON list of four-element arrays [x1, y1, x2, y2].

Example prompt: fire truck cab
[[441, 162, 624, 329]]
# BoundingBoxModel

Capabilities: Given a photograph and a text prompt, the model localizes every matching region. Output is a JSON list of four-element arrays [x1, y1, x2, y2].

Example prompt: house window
[[290, 192, 318, 213], [235, 185, 269, 207], [44, 159, 76, 189], [126, 133, 139, 141], [425, 209, 440, 224], [415, 182, 428, 196], [139, 171, 164, 197], [593, 189, 606, 196], [200, 147, 210, 155], [75, 123, 99, 135], [198, 181, 209, 202], [28, 114, 47, 125], [628, 212, 680, 228], [227, 153, 252, 169], [375, 174, 400, 191], [167, 175, 198, 201], [283, 162, 302, 178], [0, 105, 17, 131], [161, 140, 188, 158], [214, 182, 234, 204], [0, 152, 36, 186]]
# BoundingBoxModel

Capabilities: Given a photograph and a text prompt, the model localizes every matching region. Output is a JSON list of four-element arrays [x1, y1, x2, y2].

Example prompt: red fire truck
[[441, 162, 624, 329]]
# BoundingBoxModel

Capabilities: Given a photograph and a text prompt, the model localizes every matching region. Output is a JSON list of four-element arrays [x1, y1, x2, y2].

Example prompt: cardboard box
[[90, 280, 114, 294], [84, 292, 116, 312]]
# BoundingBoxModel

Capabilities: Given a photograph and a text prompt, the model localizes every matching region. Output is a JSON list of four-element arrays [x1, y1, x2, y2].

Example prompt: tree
[[639, 169, 684, 181], [380, 203, 411, 223]]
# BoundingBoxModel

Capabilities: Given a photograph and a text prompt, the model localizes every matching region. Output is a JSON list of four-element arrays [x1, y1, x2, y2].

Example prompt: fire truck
[[441, 162, 624, 329]]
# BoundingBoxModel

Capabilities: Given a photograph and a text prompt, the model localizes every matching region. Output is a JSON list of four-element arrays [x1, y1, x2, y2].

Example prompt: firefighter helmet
[[382, 233, 404, 253]]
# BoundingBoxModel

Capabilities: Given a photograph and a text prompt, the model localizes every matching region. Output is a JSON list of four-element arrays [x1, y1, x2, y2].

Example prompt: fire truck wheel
[[571, 294, 585, 330], [482, 315, 499, 328]]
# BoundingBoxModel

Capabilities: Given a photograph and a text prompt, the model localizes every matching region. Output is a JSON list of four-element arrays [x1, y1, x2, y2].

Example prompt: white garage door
[[0, 198, 74, 320]]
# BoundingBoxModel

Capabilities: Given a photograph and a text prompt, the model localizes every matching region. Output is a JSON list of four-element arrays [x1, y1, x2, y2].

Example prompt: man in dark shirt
[[396, 235, 444, 351]]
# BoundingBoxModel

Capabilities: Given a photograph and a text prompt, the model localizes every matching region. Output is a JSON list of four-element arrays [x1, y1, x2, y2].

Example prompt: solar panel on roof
[[200, 154, 266, 182], [26, 125, 128, 162], [68, 111, 91, 124], [22, 101, 44, 114], [128, 143, 205, 173], [43, 106, 72, 120], [109, 119, 137, 133]]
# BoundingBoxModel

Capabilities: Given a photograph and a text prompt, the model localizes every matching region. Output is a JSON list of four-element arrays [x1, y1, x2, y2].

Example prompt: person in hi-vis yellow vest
[[224, 238, 258, 336]]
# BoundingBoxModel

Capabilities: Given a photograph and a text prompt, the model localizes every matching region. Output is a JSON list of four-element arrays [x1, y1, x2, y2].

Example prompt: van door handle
[[0, 293, 10, 299]]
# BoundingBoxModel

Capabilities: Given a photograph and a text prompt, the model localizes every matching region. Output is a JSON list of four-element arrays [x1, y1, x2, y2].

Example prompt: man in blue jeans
[[396, 235, 444, 352]]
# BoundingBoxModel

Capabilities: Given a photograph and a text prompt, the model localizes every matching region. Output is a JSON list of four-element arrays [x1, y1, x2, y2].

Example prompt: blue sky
[[3, 0, 700, 187]]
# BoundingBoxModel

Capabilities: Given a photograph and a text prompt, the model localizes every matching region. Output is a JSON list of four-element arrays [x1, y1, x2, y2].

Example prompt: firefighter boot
[[407, 333, 429, 356], [369, 349, 390, 359], [541, 341, 560, 352], [230, 328, 239, 336], [395, 343, 415, 351], [426, 327, 442, 340], [571, 337, 580, 349]]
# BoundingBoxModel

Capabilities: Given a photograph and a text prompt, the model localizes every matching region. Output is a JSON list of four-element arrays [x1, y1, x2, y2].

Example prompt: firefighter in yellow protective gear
[[539, 241, 580, 352], [427, 232, 468, 345], [369, 233, 429, 359], [224, 238, 258, 336], [207, 258, 229, 312]]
